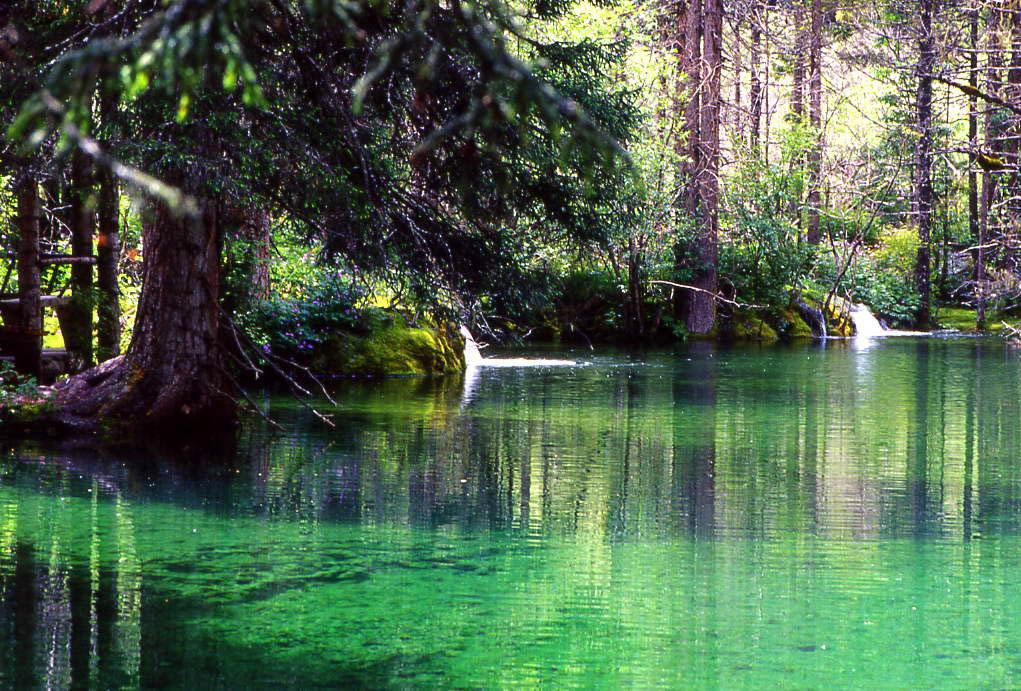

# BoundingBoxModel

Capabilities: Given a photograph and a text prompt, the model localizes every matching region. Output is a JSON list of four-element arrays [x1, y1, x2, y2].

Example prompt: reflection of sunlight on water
[[460, 326, 581, 406], [461, 357, 581, 407]]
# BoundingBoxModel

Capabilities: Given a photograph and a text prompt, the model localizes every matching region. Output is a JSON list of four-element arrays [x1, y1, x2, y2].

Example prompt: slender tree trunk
[[979, 169, 990, 329], [790, 0, 806, 123], [15, 177, 42, 378], [986, 3, 1006, 272], [979, 3, 1007, 319], [788, 0, 807, 231], [969, 5, 984, 329], [627, 236, 644, 340], [687, 0, 722, 335], [96, 166, 121, 361], [66, 149, 95, 368], [1006, 2, 1021, 267], [733, 16, 743, 145], [749, 2, 763, 152], [805, 0, 823, 245], [763, 0, 772, 162], [914, 0, 936, 329]]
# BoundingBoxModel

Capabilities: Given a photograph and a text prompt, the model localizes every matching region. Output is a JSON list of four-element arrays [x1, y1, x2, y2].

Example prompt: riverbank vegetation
[[1, 0, 1020, 436]]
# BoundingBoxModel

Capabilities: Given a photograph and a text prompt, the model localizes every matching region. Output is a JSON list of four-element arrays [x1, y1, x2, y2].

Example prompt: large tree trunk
[[673, 0, 703, 321], [914, 0, 936, 329], [687, 0, 722, 335], [805, 0, 823, 245], [673, 0, 722, 335], [55, 191, 234, 434], [96, 165, 121, 361]]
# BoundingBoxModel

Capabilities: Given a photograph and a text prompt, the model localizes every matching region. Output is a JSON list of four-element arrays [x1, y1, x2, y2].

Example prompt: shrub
[[244, 272, 367, 360], [0, 361, 39, 409]]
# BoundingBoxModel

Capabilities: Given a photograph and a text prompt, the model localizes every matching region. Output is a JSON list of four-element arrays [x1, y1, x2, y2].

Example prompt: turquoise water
[[2, 338, 1021, 687]]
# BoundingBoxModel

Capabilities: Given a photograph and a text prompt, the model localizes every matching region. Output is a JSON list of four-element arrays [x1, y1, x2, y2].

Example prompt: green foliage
[[0, 361, 38, 408], [244, 273, 366, 361], [816, 238, 921, 328], [721, 155, 814, 306], [556, 269, 625, 340]]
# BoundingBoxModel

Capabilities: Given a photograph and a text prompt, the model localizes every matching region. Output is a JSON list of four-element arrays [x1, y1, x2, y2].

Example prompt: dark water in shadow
[[3, 338, 1021, 687]]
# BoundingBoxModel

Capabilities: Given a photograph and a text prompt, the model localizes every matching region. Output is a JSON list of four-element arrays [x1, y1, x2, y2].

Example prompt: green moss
[[730, 311, 779, 342], [312, 318, 465, 376], [780, 309, 815, 339], [934, 307, 1021, 333], [821, 300, 854, 337]]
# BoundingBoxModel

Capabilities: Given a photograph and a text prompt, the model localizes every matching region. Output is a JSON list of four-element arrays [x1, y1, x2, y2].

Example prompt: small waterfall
[[849, 303, 886, 337], [459, 326, 576, 368], [459, 326, 484, 366]]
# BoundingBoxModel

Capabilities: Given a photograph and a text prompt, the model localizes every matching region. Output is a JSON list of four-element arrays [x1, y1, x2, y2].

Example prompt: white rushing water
[[460, 326, 484, 366], [849, 303, 887, 337], [848, 303, 929, 338], [460, 326, 577, 406], [459, 326, 576, 368]]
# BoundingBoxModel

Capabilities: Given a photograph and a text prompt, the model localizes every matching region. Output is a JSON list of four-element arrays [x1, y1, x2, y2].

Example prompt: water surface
[[3, 338, 1021, 688]]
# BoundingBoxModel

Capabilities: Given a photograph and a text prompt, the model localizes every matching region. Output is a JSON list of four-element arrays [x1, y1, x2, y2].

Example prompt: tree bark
[[673, 0, 703, 321], [1006, 1, 1021, 268], [96, 165, 121, 361], [749, 2, 763, 151], [805, 0, 823, 245], [969, 4, 984, 329], [914, 0, 936, 329], [55, 190, 234, 434], [790, 0, 806, 123], [241, 207, 272, 301], [687, 0, 722, 335], [66, 149, 95, 368], [15, 177, 42, 378]]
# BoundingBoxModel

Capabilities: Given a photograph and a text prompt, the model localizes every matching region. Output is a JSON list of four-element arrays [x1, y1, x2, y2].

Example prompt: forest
[[5, 2, 1021, 688], [0, 0, 1019, 435]]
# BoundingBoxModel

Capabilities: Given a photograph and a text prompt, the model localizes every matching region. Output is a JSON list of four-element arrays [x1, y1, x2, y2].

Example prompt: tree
[[805, 0, 823, 245], [914, 0, 936, 329], [968, 3, 984, 329], [674, 0, 723, 335], [6, 0, 634, 433]]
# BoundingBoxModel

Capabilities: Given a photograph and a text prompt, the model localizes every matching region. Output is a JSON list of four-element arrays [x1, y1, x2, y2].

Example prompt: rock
[[311, 318, 465, 376], [728, 310, 779, 342], [791, 300, 826, 338]]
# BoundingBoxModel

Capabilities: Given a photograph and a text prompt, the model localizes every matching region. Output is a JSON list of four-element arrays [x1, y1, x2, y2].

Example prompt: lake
[[2, 337, 1021, 688]]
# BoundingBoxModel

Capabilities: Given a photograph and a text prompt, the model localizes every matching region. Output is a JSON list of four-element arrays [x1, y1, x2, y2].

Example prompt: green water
[[2, 338, 1021, 688]]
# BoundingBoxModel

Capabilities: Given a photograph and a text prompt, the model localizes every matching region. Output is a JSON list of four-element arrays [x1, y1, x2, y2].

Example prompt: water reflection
[[1, 338, 1021, 686], [226, 338, 1020, 542], [0, 488, 142, 688]]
